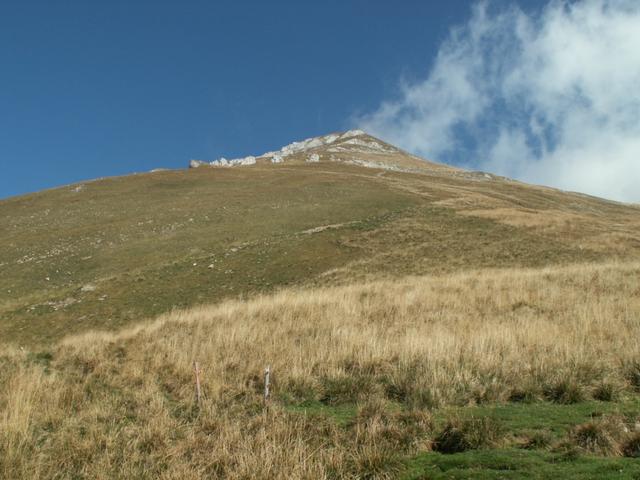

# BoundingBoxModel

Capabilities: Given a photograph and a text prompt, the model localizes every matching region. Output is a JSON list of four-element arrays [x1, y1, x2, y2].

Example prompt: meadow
[[2, 261, 640, 478]]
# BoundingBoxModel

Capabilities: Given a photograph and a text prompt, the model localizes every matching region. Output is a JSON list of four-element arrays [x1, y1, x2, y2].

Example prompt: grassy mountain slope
[[1, 133, 639, 345], [2, 131, 640, 478], [2, 262, 640, 478]]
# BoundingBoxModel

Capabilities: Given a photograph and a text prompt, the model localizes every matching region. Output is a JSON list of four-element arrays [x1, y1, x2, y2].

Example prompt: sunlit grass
[[1, 261, 639, 478]]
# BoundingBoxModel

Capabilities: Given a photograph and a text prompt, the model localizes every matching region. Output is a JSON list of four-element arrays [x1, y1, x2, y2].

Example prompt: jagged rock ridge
[[188, 130, 411, 171]]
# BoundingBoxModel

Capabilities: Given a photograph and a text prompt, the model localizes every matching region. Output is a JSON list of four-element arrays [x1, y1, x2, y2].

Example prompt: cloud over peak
[[358, 0, 640, 202]]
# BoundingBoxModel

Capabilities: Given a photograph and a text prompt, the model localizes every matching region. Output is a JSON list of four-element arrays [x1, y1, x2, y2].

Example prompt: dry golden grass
[[460, 207, 586, 229], [1, 261, 640, 478], [457, 206, 640, 253]]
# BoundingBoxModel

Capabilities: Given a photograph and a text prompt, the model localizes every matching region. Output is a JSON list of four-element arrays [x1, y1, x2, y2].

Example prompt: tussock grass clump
[[380, 362, 438, 409], [592, 382, 621, 402], [566, 416, 627, 456], [520, 430, 554, 450], [508, 385, 540, 403], [556, 414, 640, 458], [433, 416, 504, 454], [622, 432, 640, 458], [622, 360, 640, 391], [571, 421, 622, 456], [278, 376, 320, 404], [543, 379, 585, 404], [344, 444, 403, 480], [350, 399, 433, 450], [320, 374, 379, 406]]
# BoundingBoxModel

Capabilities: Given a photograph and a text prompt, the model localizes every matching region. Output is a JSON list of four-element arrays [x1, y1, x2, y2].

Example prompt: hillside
[[1, 131, 639, 345], [2, 131, 640, 478]]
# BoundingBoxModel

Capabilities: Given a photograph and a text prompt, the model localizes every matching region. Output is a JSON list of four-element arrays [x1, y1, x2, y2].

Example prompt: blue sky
[[2, 1, 638, 202]]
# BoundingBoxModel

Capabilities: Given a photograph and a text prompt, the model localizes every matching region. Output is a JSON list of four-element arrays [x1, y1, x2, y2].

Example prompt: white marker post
[[264, 365, 271, 403], [193, 361, 202, 405]]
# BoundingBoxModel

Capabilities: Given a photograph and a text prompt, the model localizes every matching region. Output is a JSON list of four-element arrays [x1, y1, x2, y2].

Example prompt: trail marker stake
[[264, 365, 271, 402], [193, 361, 202, 405]]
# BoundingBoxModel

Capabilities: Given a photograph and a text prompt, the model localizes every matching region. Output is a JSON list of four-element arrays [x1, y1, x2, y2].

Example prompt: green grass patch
[[438, 398, 640, 438], [403, 449, 640, 479], [284, 399, 358, 426]]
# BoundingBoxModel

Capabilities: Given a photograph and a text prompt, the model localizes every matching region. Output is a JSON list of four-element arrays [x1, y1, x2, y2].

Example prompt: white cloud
[[357, 0, 640, 203]]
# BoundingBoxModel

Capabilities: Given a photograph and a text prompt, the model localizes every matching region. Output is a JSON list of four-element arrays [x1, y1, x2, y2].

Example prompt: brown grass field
[[2, 261, 640, 479]]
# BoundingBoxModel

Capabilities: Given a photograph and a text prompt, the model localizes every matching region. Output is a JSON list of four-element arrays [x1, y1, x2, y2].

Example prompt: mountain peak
[[188, 129, 429, 172]]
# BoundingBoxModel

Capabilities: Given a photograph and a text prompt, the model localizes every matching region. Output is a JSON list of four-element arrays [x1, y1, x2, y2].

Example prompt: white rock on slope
[[210, 156, 257, 167], [261, 131, 351, 160], [340, 129, 365, 139], [187, 129, 402, 170], [189, 159, 208, 168], [342, 138, 396, 153]]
